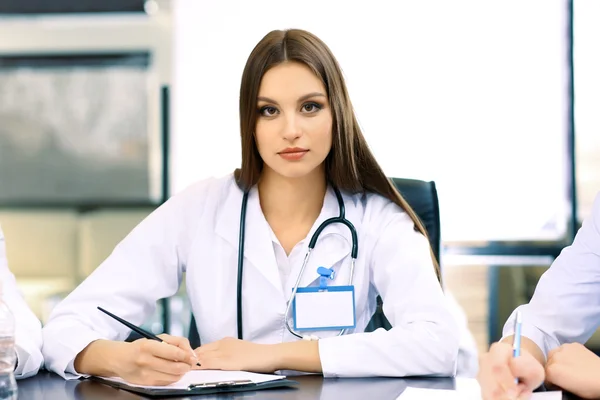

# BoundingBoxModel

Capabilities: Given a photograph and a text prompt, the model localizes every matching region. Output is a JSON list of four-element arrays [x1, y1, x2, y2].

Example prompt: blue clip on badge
[[317, 266, 335, 290]]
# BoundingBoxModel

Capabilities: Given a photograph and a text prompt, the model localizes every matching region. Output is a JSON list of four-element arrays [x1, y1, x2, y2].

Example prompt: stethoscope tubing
[[237, 186, 358, 340]]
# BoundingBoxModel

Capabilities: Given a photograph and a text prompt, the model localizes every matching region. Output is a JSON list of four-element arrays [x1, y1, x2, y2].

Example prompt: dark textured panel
[[0, 0, 146, 14]]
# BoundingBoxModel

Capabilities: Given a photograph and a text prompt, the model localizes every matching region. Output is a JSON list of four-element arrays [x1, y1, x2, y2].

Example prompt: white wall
[[172, 0, 569, 242]]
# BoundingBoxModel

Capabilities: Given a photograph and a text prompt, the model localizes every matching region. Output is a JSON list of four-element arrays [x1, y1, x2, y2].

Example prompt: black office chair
[[389, 177, 441, 263], [187, 177, 441, 346], [364, 177, 442, 332]]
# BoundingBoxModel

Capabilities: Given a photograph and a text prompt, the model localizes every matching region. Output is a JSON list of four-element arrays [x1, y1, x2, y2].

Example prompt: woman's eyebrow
[[297, 92, 326, 102], [256, 92, 326, 105]]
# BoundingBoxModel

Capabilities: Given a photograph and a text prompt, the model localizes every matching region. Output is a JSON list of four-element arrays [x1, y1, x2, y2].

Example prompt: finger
[[196, 356, 226, 371], [195, 341, 218, 352], [158, 334, 199, 365], [510, 355, 545, 391], [132, 369, 187, 386], [547, 347, 559, 361], [158, 334, 194, 353], [544, 353, 559, 385], [195, 348, 220, 363], [514, 382, 531, 400], [517, 390, 532, 400], [194, 344, 220, 358], [478, 353, 514, 400], [191, 363, 203, 370], [145, 355, 192, 376], [544, 360, 564, 387], [141, 339, 190, 363], [488, 343, 519, 396], [196, 348, 228, 369], [483, 382, 514, 400]]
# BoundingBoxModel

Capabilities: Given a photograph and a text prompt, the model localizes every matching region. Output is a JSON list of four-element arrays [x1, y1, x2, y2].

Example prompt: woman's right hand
[[75, 335, 198, 386], [115, 334, 198, 385]]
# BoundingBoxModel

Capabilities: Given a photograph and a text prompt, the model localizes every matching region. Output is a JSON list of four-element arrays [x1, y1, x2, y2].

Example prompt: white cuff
[[502, 310, 554, 362], [317, 337, 341, 378], [44, 328, 105, 380], [14, 344, 29, 376], [14, 343, 42, 380]]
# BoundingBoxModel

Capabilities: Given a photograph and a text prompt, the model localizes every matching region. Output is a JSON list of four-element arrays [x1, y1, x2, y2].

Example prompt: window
[[0, 53, 161, 204]]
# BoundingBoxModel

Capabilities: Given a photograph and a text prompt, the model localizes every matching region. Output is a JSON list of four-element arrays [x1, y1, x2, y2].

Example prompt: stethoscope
[[236, 186, 358, 341]]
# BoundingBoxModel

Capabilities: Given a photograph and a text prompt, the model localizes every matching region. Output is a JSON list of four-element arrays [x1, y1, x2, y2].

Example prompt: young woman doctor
[[42, 29, 459, 385]]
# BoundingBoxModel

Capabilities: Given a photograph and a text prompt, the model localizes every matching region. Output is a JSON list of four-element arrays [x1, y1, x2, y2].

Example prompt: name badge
[[292, 286, 356, 331]]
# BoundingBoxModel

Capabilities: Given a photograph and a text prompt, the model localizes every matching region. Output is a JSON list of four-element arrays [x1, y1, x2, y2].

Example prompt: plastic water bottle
[[0, 292, 17, 400]]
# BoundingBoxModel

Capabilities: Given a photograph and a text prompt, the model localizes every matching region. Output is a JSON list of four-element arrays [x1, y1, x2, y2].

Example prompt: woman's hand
[[545, 343, 600, 399], [116, 334, 199, 385], [75, 335, 199, 386], [194, 337, 279, 373]]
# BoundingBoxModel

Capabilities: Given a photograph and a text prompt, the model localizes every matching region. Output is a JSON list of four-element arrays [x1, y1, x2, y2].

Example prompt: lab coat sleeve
[[0, 226, 44, 379], [502, 192, 600, 359], [41, 180, 213, 380], [318, 207, 459, 378]]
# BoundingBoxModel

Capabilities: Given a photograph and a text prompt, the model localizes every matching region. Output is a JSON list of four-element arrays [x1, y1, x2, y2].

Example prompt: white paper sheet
[[97, 370, 286, 390], [397, 378, 561, 400]]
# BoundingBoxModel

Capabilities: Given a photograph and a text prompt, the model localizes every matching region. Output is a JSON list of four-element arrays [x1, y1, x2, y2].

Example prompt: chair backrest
[[390, 177, 441, 263], [365, 177, 441, 332], [187, 177, 441, 345]]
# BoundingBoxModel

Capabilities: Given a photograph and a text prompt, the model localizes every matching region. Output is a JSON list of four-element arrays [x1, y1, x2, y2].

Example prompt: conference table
[[17, 371, 581, 399]]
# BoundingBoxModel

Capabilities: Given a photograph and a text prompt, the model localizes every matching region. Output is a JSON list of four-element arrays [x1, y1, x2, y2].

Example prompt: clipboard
[[91, 373, 298, 397]]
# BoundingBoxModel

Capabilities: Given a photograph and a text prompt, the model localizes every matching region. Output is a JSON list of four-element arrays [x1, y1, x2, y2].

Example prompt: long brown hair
[[234, 29, 440, 281]]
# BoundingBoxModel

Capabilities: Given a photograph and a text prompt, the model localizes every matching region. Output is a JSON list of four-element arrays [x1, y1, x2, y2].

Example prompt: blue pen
[[512, 311, 522, 384]]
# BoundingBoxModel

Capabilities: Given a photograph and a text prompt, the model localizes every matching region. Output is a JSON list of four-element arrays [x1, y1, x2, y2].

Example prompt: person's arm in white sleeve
[[0, 226, 44, 379], [41, 180, 212, 380], [501, 192, 600, 362], [317, 204, 459, 378]]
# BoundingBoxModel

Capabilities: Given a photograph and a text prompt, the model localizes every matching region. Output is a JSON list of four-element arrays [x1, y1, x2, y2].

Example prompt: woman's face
[[255, 61, 333, 180]]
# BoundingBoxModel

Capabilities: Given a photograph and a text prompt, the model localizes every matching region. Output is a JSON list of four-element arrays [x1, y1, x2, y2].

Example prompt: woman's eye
[[259, 106, 278, 116], [302, 102, 321, 113]]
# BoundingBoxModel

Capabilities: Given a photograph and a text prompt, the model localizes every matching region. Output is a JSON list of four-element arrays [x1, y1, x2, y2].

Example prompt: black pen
[[97, 306, 201, 367]]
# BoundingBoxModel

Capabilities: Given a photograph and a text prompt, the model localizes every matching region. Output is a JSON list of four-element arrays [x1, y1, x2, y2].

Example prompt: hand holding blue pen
[[478, 311, 545, 399]]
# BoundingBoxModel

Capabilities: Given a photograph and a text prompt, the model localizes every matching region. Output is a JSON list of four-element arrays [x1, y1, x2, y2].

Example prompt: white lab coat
[[0, 226, 44, 379], [42, 174, 459, 379], [444, 290, 479, 377], [502, 191, 600, 359]]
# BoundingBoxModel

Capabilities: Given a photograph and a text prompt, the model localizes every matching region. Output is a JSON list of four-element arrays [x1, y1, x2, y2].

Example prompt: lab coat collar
[[215, 181, 282, 297], [214, 178, 358, 296]]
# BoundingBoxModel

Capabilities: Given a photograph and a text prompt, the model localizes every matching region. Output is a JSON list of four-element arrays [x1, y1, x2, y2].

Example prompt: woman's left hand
[[194, 337, 279, 373]]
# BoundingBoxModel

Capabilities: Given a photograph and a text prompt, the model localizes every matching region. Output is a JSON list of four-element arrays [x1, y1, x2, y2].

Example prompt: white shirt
[[42, 174, 459, 379], [502, 191, 600, 359], [0, 226, 44, 379]]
